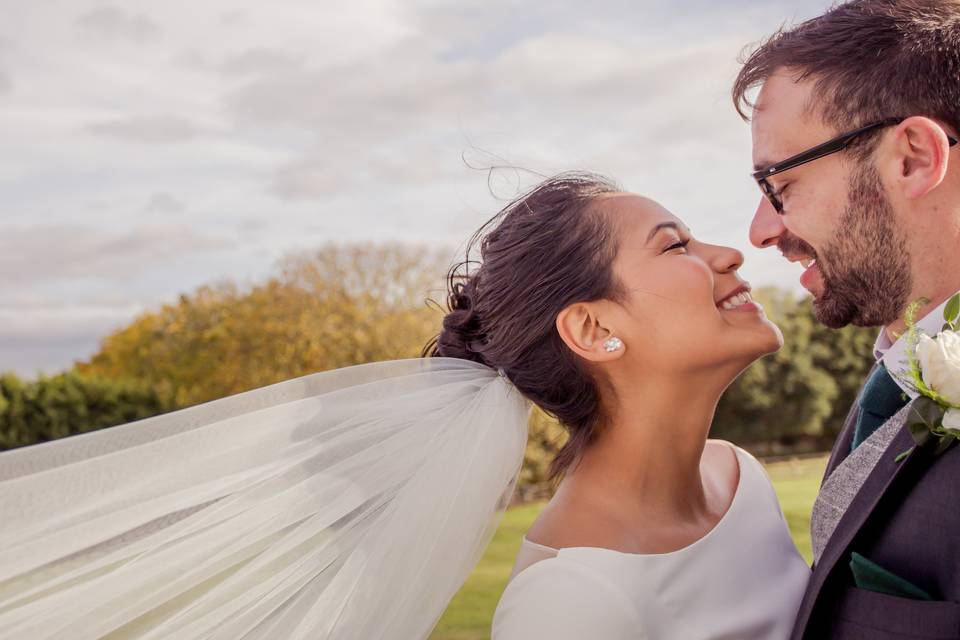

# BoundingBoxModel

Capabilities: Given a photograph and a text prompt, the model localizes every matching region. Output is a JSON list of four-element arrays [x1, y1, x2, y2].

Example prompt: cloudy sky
[[1, 0, 832, 377]]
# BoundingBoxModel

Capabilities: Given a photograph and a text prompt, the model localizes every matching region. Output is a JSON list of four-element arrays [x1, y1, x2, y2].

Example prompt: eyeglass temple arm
[[754, 121, 958, 180]]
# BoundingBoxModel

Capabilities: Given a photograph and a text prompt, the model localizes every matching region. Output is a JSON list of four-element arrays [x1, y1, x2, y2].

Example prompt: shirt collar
[[879, 291, 960, 398], [873, 328, 896, 361]]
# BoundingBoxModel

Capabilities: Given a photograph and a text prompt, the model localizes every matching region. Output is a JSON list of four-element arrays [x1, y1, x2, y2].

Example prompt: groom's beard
[[780, 164, 912, 329]]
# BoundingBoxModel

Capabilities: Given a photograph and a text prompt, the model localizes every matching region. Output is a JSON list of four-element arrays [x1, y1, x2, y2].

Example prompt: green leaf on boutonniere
[[905, 298, 932, 391], [944, 293, 960, 325], [894, 447, 914, 463], [908, 396, 946, 447], [934, 434, 958, 457]]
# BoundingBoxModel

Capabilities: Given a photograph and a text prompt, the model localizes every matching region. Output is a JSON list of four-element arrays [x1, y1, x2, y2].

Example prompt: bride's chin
[[764, 319, 785, 347], [755, 325, 785, 355], [736, 312, 783, 344], [729, 323, 784, 360]]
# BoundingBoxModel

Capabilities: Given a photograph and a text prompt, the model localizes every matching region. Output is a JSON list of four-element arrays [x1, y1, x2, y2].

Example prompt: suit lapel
[[820, 362, 879, 486], [793, 402, 927, 638], [822, 401, 860, 484]]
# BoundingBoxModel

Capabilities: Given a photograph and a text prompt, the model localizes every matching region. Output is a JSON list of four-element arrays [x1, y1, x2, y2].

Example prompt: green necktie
[[851, 363, 910, 452]]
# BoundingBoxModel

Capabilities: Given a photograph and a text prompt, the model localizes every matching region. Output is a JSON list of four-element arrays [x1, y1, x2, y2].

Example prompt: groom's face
[[747, 73, 912, 329]]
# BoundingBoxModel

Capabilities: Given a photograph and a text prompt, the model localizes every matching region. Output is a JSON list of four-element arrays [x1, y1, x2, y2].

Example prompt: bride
[[0, 172, 808, 639], [481, 176, 810, 638]]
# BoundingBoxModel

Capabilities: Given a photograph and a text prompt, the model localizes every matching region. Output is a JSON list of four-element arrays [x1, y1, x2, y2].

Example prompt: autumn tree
[[78, 244, 453, 408]]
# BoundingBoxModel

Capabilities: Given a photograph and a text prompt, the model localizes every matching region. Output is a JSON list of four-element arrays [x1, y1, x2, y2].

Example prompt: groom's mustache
[[777, 232, 818, 263]]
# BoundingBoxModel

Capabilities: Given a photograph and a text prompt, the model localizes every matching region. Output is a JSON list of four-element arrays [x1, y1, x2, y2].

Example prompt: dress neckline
[[522, 442, 749, 559]]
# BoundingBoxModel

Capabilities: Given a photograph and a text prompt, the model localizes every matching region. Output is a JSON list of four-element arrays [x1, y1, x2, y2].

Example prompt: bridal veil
[[0, 357, 530, 639]]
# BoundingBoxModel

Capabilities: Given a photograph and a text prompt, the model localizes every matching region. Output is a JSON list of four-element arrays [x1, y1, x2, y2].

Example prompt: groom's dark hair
[[733, 0, 960, 146]]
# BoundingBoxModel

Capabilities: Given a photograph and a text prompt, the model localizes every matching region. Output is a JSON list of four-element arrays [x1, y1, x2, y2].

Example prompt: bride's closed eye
[[664, 239, 690, 253]]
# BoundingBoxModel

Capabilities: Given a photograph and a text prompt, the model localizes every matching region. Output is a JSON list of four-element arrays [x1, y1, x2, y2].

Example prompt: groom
[[734, 1, 960, 638]]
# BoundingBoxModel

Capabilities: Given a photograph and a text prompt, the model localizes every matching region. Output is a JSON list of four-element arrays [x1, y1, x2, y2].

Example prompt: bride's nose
[[706, 244, 745, 274]]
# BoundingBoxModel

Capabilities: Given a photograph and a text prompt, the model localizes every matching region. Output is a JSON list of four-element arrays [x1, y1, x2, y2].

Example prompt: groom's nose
[[749, 196, 786, 249]]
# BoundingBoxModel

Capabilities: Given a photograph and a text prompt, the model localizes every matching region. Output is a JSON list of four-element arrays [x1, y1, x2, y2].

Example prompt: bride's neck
[[563, 370, 728, 521]]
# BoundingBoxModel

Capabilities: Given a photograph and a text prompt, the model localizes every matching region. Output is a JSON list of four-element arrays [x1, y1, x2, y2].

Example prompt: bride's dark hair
[[423, 172, 627, 480]]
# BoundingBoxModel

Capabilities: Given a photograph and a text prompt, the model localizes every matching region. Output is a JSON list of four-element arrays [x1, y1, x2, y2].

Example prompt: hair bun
[[422, 172, 621, 481], [436, 279, 489, 366]]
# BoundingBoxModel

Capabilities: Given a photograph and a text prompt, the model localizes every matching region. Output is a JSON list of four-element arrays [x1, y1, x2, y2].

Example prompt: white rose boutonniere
[[903, 293, 960, 456]]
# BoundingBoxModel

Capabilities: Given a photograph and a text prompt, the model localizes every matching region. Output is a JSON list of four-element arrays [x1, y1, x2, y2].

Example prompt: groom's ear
[[555, 302, 623, 364], [889, 116, 953, 200]]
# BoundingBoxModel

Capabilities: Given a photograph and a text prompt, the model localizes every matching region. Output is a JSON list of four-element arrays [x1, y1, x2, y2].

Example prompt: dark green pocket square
[[849, 552, 934, 601]]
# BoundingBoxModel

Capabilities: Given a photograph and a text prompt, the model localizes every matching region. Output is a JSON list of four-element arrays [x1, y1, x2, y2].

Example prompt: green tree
[[713, 288, 875, 452], [0, 372, 166, 450]]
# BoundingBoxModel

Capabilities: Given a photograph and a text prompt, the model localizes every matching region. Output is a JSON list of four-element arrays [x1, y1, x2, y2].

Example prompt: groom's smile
[[777, 232, 822, 297]]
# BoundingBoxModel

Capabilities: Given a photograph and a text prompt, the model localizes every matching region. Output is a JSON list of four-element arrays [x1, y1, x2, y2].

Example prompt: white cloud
[[0, 225, 231, 285], [75, 6, 162, 44], [86, 114, 204, 143], [227, 32, 750, 206], [219, 10, 247, 27], [0, 298, 143, 342], [143, 192, 186, 214], [0, 0, 836, 375], [219, 48, 304, 77], [0, 296, 149, 376], [0, 335, 103, 377]]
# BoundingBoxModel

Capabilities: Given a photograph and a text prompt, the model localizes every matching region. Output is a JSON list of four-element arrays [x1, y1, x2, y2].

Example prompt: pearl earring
[[603, 337, 623, 353]]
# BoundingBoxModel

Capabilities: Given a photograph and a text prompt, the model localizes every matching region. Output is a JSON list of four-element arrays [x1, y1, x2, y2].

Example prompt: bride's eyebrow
[[646, 221, 684, 243]]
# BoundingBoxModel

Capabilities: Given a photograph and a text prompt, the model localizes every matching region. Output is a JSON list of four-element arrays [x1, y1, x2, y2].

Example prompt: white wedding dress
[[491, 444, 810, 639]]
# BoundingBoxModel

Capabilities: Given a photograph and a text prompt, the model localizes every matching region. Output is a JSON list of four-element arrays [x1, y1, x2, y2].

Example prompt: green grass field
[[429, 455, 827, 640]]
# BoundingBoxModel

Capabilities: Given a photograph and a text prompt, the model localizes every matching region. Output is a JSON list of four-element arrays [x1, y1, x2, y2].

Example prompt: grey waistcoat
[[810, 403, 913, 564]]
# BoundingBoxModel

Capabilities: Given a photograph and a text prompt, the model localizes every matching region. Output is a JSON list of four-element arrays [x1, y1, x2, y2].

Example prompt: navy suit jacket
[[790, 370, 960, 639]]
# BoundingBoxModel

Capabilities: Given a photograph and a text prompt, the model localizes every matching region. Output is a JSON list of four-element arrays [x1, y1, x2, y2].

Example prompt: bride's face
[[600, 193, 782, 373]]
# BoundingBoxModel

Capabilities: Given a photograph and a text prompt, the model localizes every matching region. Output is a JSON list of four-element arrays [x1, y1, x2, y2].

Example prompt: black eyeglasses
[[752, 117, 959, 214]]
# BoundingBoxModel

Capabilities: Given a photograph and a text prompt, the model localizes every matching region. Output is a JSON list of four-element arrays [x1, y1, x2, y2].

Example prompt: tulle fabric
[[0, 357, 531, 639]]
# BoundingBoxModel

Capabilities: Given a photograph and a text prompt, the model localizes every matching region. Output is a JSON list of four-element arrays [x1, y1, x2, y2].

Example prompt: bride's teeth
[[719, 291, 754, 310], [800, 259, 814, 269]]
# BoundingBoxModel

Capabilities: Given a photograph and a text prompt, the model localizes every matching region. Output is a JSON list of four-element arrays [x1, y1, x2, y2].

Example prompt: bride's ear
[[556, 302, 624, 363]]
